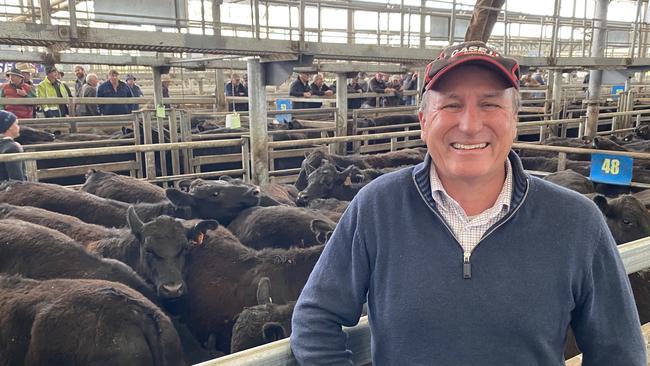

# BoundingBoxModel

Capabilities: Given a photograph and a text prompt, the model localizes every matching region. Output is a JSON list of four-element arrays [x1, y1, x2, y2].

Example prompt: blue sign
[[275, 99, 292, 124], [590, 153, 633, 186], [611, 85, 625, 101]]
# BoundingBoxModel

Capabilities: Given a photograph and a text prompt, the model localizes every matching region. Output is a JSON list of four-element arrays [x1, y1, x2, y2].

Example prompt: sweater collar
[[412, 150, 529, 212]]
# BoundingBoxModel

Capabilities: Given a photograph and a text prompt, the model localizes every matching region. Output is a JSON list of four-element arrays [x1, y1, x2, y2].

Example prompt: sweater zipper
[[414, 175, 530, 280]]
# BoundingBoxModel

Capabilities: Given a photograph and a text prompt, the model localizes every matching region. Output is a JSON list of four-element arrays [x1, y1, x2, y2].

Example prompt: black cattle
[[180, 226, 325, 353], [230, 277, 295, 353], [0, 203, 119, 246], [88, 207, 218, 300], [210, 176, 298, 206], [296, 161, 370, 205], [48, 130, 112, 141], [227, 205, 335, 249], [0, 219, 155, 301], [295, 148, 426, 190], [0, 180, 256, 227], [519, 156, 591, 175], [543, 169, 595, 194], [0, 276, 183, 366], [632, 189, 650, 208], [516, 137, 593, 161], [305, 197, 350, 222], [592, 194, 650, 245], [14, 126, 55, 145], [83, 169, 167, 203]]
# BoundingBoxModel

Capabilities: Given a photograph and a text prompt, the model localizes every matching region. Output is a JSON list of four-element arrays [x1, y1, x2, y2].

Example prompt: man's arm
[[224, 83, 234, 96], [289, 81, 307, 97], [4, 142, 26, 181], [368, 78, 386, 93], [291, 199, 370, 365], [571, 225, 646, 365]]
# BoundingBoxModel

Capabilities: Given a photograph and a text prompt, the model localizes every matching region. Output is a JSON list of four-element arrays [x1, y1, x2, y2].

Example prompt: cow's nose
[[249, 187, 260, 196], [159, 282, 185, 298]]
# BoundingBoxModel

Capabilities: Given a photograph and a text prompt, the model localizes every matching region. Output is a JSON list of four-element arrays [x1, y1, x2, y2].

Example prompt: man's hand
[[16, 89, 27, 97], [325, 90, 334, 96], [303, 92, 312, 98], [357, 89, 363, 93]]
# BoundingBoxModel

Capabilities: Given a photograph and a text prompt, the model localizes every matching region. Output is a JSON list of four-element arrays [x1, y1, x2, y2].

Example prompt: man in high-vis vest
[[37, 65, 71, 118], [0, 67, 36, 119]]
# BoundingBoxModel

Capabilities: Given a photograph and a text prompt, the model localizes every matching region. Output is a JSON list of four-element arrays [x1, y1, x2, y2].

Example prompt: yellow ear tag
[[344, 176, 352, 186]]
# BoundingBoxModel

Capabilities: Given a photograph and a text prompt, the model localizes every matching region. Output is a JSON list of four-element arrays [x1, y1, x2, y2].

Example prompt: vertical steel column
[[400, 0, 405, 47], [550, 0, 561, 58], [552, 70, 563, 120], [67, 0, 77, 39], [299, 0, 305, 47], [254, 0, 260, 39], [152, 67, 163, 111], [247, 58, 269, 185], [449, 0, 456, 44], [39, 0, 50, 24], [335, 73, 348, 155], [347, 0, 354, 45], [212, 0, 221, 36], [630, 0, 644, 58], [216, 71, 226, 111], [585, 0, 610, 138], [419, 0, 426, 48]]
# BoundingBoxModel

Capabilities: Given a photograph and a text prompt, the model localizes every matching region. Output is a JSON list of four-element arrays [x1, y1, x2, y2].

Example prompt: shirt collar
[[429, 159, 513, 216]]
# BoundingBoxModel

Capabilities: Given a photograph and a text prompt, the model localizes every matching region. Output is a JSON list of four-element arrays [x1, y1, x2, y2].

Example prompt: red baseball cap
[[422, 41, 520, 94]]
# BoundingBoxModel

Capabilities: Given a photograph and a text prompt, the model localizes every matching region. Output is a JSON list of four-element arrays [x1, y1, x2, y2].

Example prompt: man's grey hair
[[418, 88, 521, 116], [86, 73, 98, 83]]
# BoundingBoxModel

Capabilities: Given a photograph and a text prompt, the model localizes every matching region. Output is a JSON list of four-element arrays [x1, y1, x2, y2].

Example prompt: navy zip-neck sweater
[[291, 152, 645, 366]]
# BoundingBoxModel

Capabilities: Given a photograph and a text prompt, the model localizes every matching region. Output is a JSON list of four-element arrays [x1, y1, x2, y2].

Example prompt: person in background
[[310, 74, 334, 109], [382, 75, 403, 107], [367, 72, 396, 107], [0, 67, 36, 119], [15, 63, 37, 117], [161, 74, 172, 108], [125, 74, 143, 111], [533, 69, 545, 85], [77, 73, 100, 116], [520, 69, 540, 87], [403, 71, 418, 105], [290, 72, 318, 109], [96, 69, 134, 115], [290, 41, 646, 365], [347, 76, 364, 110], [357, 72, 369, 92], [225, 73, 248, 112], [37, 65, 71, 118], [73, 64, 86, 97], [0, 110, 26, 182]]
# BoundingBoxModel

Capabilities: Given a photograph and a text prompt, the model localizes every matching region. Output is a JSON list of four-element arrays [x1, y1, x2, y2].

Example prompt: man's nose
[[457, 107, 483, 134]]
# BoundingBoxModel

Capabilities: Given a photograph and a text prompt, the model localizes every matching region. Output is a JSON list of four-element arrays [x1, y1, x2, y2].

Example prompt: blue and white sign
[[590, 153, 633, 186], [276, 99, 293, 124], [611, 85, 625, 101]]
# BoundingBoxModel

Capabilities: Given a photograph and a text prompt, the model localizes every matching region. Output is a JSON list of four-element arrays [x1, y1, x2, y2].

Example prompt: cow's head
[[166, 178, 260, 224], [14, 125, 55, 145], [127, 206, 219, 299], [296, 161, 363, 205], [593, 194, 650, 245]]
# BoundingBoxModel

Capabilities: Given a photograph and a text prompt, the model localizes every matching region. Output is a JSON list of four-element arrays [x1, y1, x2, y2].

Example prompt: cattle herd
[[4, 118, 650, 364]]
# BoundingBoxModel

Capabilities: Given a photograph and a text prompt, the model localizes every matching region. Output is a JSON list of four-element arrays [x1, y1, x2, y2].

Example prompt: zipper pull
[[463, 251, 472, 279]]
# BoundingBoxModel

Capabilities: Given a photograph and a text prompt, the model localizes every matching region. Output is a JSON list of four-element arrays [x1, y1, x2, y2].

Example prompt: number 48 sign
[[590, 153, 633, 186]]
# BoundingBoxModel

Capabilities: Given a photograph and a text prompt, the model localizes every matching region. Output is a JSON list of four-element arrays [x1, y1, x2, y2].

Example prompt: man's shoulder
[[0, 139, 21, 153], [527, 175, 601, 216]]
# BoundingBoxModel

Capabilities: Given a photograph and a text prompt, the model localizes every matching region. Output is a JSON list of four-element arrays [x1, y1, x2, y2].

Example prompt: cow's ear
[[311, 219, 334, 245], [256, 277, 272, 305], [177, 179, 193, 192], [187, 220, 219, 246], [262, 323, 287, 343], [126, 206, 144, 235], [219, 175, 234, 182], [593, 194, 609, 215], [166, 189, 195, 207]]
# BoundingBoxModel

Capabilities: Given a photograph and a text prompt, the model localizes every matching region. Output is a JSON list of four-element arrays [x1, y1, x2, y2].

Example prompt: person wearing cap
[[97, 69, 134, 115], [224, 73, 248, 112], [0, 67, 36, 119], [356, 72, 369, 92], [346, 76, 364, 109], [37, 65, 71, 118], [403, 71, 418, 105], [290, 41, 645, 365], [310, 74, 334, 106], [0, 111, 26, 182], [15, 63, 35, 86], [125, 74, 143, 111]]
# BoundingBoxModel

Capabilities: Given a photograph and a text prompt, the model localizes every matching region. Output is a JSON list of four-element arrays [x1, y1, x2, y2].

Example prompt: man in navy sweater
[[291, 41, 646, 365], [97, 69, 134, 115]]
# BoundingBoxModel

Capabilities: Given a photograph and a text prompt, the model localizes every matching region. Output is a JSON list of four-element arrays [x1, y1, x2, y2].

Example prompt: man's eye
[[482, 102, 502, 109], [442, 104, 461, 110]]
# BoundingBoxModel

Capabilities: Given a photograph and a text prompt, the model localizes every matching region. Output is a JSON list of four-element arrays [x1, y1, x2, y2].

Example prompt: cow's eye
[[213, 191, 220, 197], [623, 219, 633, 226], [146, 249, 161, 259]]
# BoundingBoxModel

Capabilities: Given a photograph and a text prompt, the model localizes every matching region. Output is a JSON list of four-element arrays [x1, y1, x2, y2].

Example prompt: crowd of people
[[0, 64, 172, 118], [223, 70, 419, 112]]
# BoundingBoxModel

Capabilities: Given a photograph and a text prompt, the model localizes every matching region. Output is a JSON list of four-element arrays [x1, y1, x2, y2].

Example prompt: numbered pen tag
[[590, 153, 633, 186], [156, 104, 166, 118]]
